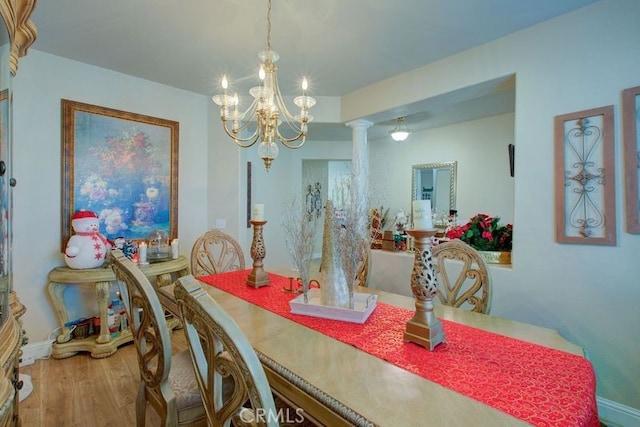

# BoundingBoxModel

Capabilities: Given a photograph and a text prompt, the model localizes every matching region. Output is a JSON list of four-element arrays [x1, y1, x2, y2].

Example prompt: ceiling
[[30, 0, 598, 140]]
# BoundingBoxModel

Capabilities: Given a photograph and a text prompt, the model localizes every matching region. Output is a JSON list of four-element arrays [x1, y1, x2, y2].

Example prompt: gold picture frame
[[61, 100, 179, 250], [554, 106, 616, 245]]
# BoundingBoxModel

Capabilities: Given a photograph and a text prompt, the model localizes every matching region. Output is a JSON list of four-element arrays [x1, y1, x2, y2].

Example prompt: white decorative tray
[[289, 288, 378, 324]]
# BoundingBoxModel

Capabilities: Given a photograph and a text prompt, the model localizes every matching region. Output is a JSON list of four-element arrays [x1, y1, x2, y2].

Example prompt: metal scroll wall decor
[[554, 106, 616, 245], [622, 85, 640, 234], [306, 182, 322, 221]]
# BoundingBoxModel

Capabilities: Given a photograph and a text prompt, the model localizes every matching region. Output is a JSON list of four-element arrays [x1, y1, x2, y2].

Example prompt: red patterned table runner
[[199, 270, 598, 427]]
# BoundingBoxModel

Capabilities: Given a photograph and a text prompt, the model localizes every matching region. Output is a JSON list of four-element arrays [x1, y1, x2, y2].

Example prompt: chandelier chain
[[266, 0, 272, 52]]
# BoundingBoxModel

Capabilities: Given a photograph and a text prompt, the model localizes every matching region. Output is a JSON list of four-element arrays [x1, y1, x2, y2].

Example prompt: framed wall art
[[61, 99, 179, 250], [554, 106, 616, 245], [623, 85, 640, 234]]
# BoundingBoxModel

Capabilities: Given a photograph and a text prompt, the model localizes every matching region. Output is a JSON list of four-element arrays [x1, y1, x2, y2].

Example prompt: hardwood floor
[[19, 330, 188, 426], [19, 264, 324, 426]]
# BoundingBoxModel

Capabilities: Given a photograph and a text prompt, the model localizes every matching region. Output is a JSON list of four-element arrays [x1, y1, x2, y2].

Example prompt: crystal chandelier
[[212, 0, 316, 171]]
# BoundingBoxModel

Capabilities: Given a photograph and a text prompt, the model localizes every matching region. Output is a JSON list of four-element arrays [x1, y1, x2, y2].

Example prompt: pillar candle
[[171, 239, 179, 259], [252, 204, 264, 221], [412, 200, 433, 229], [138, 242, 148, 264]]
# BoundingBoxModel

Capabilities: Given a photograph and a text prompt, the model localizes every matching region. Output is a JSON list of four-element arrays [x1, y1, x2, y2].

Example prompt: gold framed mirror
[[411, 161, 457, 224]]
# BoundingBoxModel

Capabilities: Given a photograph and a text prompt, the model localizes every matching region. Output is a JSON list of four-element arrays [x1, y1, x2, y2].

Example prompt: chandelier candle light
[[212, 0, 316, 172]]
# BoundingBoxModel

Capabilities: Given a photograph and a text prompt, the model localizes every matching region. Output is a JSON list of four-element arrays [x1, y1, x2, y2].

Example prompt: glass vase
[[320, 262, 349, 308]]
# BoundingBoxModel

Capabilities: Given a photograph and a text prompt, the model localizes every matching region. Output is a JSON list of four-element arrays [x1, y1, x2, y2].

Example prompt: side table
[[47, 255, 189, 359]]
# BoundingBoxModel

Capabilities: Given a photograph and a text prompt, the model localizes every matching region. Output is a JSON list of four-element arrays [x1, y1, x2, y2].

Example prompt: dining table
[[173, 269, 598, 427]]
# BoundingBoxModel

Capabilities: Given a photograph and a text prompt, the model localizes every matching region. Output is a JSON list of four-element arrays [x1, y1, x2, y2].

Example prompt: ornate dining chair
[[174, 275, 279, 426], [110, 251, 206, 427], [354, 249, 370, 287], [190, 229, 246, 277], [431, 240, 491, 314]]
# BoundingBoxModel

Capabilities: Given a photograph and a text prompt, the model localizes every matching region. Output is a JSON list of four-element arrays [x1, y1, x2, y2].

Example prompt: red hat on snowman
[[72, 210, 98, 221]]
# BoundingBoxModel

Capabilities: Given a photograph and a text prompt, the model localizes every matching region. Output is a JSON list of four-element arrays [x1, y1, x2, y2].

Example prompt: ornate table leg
[[47, 281, 72, 343], [155, 272, 173, 289], [403, 229, 445, 351], [95, 281, 111, 344], [247, 219, 270, 288], [155, 270, 188, 331]]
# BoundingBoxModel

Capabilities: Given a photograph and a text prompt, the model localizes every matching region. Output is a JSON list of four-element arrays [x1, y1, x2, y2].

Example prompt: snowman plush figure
[[64, 210, 111, 269]]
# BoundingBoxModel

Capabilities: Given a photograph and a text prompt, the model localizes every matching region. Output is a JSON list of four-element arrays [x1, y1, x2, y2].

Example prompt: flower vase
[[133, 200, 156, 226]]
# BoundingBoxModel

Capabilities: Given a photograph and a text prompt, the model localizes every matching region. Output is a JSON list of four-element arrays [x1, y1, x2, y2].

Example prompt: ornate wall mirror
[[411, 161, 457, 218]]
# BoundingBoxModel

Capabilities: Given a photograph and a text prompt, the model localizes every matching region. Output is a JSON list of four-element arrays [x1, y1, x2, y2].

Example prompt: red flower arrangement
[[445, 213, 513, 252]]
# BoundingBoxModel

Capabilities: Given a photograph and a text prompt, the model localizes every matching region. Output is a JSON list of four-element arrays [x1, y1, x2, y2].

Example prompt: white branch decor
[[281, 196, 319, 303], [337, 159, 370, 309]]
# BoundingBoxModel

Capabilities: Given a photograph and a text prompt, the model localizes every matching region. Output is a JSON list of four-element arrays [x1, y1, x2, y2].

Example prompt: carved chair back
[[431, 240, 492, 314], [174, 275, 279, 426], [190, 229, 245, 277], [354, 249, 370, 287], [111, 251, 205, 426]]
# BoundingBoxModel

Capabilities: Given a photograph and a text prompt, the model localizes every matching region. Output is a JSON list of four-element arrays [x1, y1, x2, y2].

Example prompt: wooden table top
[[199, 270, 588, 426]]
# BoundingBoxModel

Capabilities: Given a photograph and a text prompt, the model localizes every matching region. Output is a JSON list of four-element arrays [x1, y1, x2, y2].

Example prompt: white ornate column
[[345, 119, 373, 203]]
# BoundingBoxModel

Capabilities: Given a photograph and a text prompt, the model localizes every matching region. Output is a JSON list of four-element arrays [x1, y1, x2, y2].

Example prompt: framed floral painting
[[61, 100, 179, 250]]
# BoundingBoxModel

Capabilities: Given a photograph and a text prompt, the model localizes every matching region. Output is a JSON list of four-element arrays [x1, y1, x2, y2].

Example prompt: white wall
[[12, 51, 210, 341], [345, 0, 640, 411], [236, 139, 352, 271], [369, 113, 515, 225]]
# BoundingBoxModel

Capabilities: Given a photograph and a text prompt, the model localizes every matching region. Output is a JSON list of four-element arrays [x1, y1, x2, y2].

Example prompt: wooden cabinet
[[0, 317, 21, 426], [0, 1, 37, 425]]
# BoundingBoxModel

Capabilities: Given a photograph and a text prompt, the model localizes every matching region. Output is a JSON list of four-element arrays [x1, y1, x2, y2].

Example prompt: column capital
[[345, 119, 374, 129]]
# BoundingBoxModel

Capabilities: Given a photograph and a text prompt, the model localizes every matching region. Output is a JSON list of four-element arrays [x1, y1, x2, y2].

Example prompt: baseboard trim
[[19, 339, 55, 367], [598, 396, 640, 427]]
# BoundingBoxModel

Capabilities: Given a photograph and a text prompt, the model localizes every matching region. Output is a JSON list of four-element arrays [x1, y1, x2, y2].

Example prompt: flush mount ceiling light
[[389, 117, 411, 142], [212, 0, 316, 172]]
